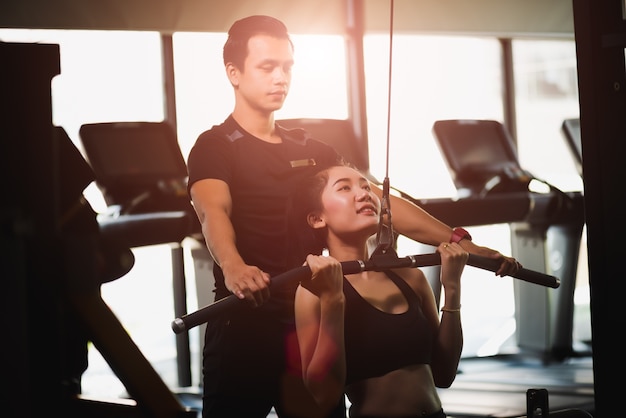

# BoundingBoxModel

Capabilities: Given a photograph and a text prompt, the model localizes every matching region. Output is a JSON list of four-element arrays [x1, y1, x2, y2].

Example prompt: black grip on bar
[[467, 254, 560, 289], [171, 252, 559, 334], [171, 266, 312, 334], [364, 253, 560, 289]]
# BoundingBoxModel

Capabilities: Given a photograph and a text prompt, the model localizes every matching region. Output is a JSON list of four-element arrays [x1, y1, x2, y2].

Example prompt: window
[[513, 40, 581, 192], [0, 29, 165, 212], [364, 34, 504, 199], [513, 39, 590, 349]]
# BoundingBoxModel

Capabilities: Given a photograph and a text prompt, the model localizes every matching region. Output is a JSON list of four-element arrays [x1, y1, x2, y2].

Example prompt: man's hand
[[222, 262, 271, 307]]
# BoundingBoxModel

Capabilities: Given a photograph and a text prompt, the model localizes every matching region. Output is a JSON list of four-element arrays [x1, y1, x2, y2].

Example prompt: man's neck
[[231, 108, 280, 143]]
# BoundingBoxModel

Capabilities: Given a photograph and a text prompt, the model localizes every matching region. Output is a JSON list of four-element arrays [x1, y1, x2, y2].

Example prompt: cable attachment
[[371, 176, 396, 257]]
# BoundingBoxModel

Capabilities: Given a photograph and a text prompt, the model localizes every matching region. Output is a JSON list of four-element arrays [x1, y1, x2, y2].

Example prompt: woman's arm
[[429, 242, 467, 388], [295, 255, 346, 412]]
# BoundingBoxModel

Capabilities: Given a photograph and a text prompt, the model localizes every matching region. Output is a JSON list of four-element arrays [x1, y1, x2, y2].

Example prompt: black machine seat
[[79, 121, 192, 215], [78, 120, 200, 247], [432, 119, 534, 198]]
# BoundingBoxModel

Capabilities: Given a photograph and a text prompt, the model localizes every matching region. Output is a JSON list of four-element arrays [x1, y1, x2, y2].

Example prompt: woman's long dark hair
[[287, 168, 329, 266], [287, 162, 356, 266]]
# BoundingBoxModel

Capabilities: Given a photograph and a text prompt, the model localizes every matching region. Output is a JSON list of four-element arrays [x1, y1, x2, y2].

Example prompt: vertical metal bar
[[345, 0, 371, 171], [573, 0, 626, 413], [499, 38, 518, 146], [161, 33, 192, 388], [161, 33, 178, 129], [172, 244, 192, 387]]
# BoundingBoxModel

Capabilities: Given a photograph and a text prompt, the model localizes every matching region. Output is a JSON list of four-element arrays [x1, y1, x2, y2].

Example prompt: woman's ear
[[307, 212, 326, 229]]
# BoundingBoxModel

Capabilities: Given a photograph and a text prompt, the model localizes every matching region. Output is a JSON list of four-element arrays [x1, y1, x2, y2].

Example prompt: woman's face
[[316, 166, 381, 240]]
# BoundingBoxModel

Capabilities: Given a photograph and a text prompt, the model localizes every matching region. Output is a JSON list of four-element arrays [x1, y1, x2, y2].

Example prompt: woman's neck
[[327, 240, 369, 263]]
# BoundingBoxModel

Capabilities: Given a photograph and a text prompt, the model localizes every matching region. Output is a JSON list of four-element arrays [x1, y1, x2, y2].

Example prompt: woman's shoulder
[[391, 266, 426, 281], [390, 267, 429, 294]]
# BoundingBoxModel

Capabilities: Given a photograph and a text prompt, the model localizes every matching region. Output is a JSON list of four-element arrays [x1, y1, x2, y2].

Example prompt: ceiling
[[0, 0, 575, 39]]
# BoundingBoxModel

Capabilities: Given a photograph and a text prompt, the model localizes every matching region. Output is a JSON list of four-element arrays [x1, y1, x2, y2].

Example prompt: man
[[187, 15, 519, 418]]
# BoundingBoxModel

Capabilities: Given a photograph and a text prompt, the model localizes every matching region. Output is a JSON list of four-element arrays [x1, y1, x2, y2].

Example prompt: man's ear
[[307, 212, 325, 229], [225, 62, 239, 87]]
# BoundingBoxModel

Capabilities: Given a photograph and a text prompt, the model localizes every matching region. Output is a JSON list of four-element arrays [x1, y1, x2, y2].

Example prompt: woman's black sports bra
[[343, 270, 433, 384]]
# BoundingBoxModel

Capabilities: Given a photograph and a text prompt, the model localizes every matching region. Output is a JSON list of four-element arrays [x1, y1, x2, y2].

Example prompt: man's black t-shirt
[[187, 115, 341, 312]]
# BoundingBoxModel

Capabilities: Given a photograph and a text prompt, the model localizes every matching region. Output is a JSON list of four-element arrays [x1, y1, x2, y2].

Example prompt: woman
[[292, 164, 468, 418]]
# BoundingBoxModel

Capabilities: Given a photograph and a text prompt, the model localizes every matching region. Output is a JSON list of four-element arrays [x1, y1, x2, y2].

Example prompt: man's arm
[[190, 178, 270, 305]]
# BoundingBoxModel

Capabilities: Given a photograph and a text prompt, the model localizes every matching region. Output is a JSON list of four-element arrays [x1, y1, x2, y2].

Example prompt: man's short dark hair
[[223, 15, 293, 70]]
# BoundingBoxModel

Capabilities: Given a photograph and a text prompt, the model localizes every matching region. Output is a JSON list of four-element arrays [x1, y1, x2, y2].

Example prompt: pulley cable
[[371, 0, 396, 257]]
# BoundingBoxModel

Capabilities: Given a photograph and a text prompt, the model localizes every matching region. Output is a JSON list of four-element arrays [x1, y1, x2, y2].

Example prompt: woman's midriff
[[345, 364, 442, 417]]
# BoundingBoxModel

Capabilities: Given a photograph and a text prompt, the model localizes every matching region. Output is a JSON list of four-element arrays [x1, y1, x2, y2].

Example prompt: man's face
[[233, 34, 294, 114]]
